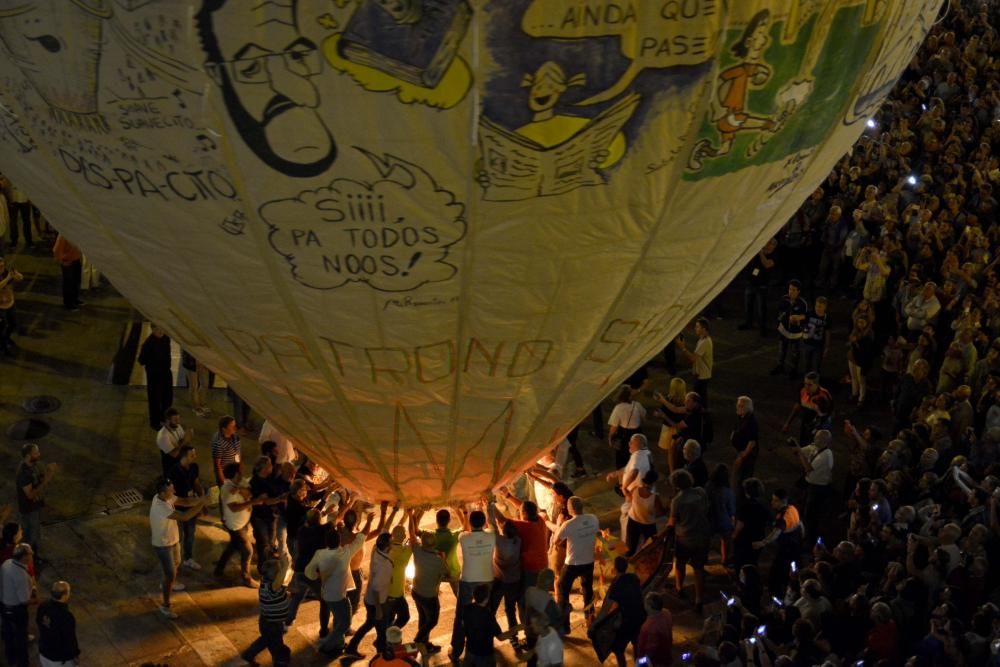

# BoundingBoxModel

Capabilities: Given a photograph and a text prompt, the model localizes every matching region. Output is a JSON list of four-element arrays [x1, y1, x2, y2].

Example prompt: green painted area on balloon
[[684, 3, 881, 181]]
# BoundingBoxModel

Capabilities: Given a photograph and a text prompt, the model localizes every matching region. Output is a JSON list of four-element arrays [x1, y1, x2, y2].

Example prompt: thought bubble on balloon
[[263, 149, 466, 292], [521, 0, 721, 105]]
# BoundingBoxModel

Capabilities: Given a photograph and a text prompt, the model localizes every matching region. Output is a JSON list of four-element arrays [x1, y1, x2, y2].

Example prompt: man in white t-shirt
[[607, 387, 646, 469], [798, 429, 835, 541], [451, 509, 497, 660], [258, 419, 297, 465], [607, 434, 653, 546], [156, 407, 192, 476], [606, 434, 652, 492], [305, 529, 367, 656], [149, 477, 208, 619], [555, 496, 598, 632], [213, 462, 259, 588]]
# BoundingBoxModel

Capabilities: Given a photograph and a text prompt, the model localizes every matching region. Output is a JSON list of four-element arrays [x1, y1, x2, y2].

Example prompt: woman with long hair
[[652, 377, 687, 472], [847, 315, 876, 406]]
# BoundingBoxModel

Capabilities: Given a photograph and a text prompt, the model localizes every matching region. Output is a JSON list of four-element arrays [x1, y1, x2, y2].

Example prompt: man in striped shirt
[[240, 559, 290, 666], [211, 416, 241, 487]]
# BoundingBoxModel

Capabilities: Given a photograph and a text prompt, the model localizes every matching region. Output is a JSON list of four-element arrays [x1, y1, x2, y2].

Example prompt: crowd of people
[[148, 407, 677, 667], [671, 2, 1000, 666]]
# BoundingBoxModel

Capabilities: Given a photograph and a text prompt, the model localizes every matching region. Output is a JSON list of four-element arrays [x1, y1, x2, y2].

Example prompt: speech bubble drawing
[[263, 148, 467, 292], [522, 0, 721, 105]]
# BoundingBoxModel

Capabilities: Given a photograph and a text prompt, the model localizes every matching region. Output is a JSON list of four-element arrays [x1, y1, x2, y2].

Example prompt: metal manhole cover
[[7, 419, 49, 440], [109, 489, 143, 508], [22, 396, 60, 414]]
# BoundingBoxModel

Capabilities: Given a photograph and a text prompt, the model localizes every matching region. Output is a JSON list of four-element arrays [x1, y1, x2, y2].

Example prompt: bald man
[[37, 580, 80, 667]]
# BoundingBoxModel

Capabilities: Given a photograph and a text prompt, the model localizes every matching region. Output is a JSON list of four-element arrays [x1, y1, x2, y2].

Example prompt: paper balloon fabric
[[0, 0, 941, 503]]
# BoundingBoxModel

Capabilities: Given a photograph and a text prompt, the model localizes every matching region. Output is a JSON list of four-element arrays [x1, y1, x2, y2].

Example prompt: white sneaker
[[184, 559, 202, 570], [159, 605, 179, 619], [172, 582, 186, 591]]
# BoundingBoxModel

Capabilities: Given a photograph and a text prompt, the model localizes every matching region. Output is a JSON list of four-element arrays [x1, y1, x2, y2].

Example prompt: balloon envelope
[[0, 0, 940, 502]]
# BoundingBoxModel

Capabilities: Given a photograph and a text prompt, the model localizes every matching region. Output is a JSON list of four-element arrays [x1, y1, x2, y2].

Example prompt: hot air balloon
[[0, 0, 942, 503]]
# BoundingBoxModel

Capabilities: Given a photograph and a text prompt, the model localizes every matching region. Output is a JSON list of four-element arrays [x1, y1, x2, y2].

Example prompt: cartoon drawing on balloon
[[474, 0, 726, 201], [0, 0, 111, 132], [195, 0, 337, 178], [262, 148, 466, 293], [687, 10, 780, 171], [683, 0, 895, 180], [321, 0, 473, 109], [477, 61, 640, 202], [844, 0, 939, 125]]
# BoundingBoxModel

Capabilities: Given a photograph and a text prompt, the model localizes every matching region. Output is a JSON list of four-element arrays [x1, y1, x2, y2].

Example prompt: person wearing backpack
[[607, 386, 646, 471]]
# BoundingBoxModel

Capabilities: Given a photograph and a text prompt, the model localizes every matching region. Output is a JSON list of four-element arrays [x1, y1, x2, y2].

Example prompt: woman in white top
[[793, 577, 833, 627], [626, 470, 665, 556], [608, 386, 646, 470]]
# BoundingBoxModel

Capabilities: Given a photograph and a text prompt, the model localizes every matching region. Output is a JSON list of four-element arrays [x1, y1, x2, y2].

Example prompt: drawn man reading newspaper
[[477, 61, 640, 201]]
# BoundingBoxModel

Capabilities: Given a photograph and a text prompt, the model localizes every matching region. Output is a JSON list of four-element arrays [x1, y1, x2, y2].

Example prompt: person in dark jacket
[[847, 315, 877, 407], [138, 326, 173, 431], [286, 509, 328, 626], [36, 580, 80, 667], [894, 358, 932, 432]]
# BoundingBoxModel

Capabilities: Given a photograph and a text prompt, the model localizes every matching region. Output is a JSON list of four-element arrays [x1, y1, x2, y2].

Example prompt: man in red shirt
[[637, 591, 673, 666], [52, 233, 84, 311], [782, 371, 833, 445], [495, 491, 549, 604]]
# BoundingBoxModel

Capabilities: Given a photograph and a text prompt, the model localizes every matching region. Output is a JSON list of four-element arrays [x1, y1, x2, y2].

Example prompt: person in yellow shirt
[[385, 510, 417, 631]]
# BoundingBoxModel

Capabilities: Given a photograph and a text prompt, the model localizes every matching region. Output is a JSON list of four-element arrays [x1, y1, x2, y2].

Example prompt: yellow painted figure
[[514, 61, 626, 169]]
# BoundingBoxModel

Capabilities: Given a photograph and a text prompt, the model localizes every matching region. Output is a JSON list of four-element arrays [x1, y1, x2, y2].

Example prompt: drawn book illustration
[[339, 0, 472, 88]]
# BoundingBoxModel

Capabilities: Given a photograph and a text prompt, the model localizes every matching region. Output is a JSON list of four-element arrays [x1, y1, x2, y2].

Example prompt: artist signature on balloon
[[383, 294, 460, 311], [765, 149, 813, 199]]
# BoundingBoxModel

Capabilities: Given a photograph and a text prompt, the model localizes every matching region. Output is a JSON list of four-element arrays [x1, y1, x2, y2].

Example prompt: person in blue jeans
[[248, 456, 280, 570], [241, 559, 291, 667], [344, 533, 394, 660], [304, 526, 366, 657]]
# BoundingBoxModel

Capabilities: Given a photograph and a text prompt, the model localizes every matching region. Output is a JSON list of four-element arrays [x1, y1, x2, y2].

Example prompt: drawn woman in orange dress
[[689, 10, 776, 170]]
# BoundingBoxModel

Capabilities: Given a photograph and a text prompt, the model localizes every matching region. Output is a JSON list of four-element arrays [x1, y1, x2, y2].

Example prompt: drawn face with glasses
[[197, 0, 336, 177], [209, 39, 322, 86]]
